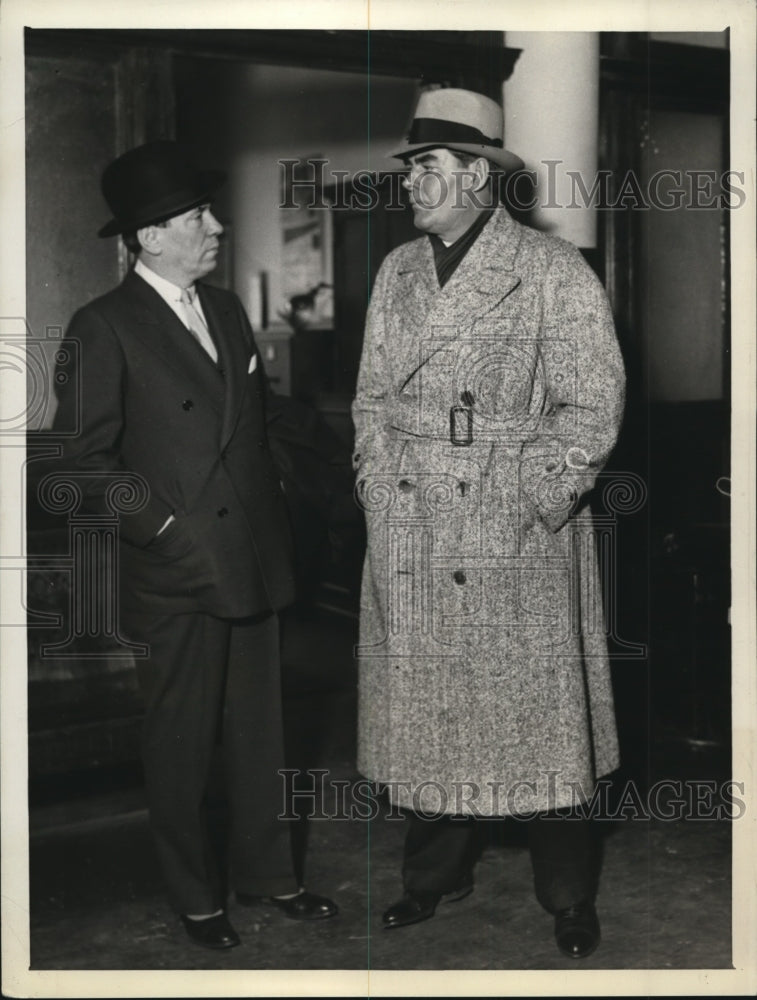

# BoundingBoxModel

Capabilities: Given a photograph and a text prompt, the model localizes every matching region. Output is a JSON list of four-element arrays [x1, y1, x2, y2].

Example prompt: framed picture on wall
[[279, 153, 334, 329]]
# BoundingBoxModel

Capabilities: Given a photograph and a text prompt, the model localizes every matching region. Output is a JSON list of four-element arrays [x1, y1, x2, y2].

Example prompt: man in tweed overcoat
[[352, 89, 625, 958]]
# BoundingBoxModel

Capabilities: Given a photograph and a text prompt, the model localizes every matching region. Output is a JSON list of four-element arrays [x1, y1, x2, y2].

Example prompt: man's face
[[402, 148, 481, 243], [153, 204, 224, 285]]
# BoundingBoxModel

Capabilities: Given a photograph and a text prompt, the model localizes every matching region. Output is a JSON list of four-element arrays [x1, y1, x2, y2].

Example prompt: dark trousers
[[402, 810, 599, 914], [123, 609, 297, 914]]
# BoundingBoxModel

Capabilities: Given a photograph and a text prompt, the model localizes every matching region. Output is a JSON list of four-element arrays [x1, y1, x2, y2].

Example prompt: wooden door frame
[[598, 33, 730, 401]]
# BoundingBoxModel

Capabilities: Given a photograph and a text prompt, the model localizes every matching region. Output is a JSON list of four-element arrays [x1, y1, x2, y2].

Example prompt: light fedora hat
[[389, 87, 523, 172]]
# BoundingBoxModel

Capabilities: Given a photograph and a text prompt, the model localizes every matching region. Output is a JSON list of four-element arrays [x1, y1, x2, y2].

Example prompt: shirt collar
[[134, 258, 195, 303]]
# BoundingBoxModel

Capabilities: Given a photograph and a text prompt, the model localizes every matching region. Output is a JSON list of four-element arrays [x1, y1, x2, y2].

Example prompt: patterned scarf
[[429, 208, 494, 288]]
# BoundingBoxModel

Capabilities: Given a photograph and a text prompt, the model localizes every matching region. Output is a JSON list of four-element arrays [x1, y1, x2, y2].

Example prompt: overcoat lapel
[[396, 208, 525, 388], [427, 207, 523, 327], [392, 243, 439, 383]]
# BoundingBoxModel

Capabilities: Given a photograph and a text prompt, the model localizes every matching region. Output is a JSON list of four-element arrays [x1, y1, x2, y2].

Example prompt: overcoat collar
[[393, 207, 524, 385]]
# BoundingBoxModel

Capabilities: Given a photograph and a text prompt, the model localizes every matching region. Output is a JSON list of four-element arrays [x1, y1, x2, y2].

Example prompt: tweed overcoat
[[352, 207, 626, 817], [53, 270, 295, 618]]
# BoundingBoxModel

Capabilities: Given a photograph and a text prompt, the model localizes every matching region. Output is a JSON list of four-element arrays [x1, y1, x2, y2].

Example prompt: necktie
[[179, 287, 218, 362]]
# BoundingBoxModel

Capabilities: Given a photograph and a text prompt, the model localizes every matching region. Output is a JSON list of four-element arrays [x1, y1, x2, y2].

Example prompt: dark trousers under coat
[[123, 609, 296, 914], [402, 809, 599, 914]]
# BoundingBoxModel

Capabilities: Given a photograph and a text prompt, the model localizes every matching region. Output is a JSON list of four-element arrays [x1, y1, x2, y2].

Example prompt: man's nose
[[403, 163, 423, 188], [206, 211, 224, 236]]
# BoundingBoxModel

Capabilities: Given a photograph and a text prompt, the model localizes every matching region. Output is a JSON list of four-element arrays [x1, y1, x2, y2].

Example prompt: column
[[504, 32, 599, 249]]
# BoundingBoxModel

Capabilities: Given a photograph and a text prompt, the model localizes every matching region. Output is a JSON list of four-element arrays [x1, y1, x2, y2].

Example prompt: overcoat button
[[218, 367, 226, 376], [217, 507, 229, 517], [460, 390, 475, 407], [453, 570, 466, 585], [182, 399, 194, 410]]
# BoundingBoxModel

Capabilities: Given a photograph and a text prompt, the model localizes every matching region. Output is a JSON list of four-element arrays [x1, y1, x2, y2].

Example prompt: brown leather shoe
[[236, 889, 338, 920], [180, 913, 240, 950]]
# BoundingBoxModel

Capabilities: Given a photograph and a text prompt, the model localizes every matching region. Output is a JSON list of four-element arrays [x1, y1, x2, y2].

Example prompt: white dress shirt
[[134, 258, 216, 360]]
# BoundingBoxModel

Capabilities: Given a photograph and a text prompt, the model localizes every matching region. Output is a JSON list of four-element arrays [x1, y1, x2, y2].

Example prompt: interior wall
[[26, 40, 175, 429], [175, 59, 417, 326], [639, 109, 725, 402], [25, 52, 124, 428]]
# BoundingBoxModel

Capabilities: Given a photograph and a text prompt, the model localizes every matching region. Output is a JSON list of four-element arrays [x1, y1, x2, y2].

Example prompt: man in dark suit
[[53, 141, 337, 950]]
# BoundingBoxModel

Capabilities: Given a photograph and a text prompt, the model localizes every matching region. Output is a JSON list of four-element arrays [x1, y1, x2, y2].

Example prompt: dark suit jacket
[[53, 269, 295, 618]]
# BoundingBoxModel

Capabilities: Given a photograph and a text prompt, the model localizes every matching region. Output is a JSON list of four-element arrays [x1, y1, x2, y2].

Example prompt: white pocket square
[[247, 354, 258, 374]]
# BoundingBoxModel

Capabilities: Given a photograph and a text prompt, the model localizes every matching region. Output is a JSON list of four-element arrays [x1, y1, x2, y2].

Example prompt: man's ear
[[472, 156, 491, 192], [137, 224, 162, 257]]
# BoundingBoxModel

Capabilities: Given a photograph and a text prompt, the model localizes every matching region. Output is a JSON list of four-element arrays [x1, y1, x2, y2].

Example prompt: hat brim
[[97, 168, 226, 238], [388, 141, 523, 174]]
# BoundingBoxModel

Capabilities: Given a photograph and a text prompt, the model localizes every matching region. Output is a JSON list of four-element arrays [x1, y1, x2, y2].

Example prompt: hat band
[[407, 117, 504, 149]]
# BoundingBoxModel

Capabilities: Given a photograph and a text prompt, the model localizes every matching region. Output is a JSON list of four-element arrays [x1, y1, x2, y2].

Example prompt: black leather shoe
[[382, 884, 473, 930], [554, 901, 600, 959], [236, 889, 338, 920], [180, 913, 240, 950]]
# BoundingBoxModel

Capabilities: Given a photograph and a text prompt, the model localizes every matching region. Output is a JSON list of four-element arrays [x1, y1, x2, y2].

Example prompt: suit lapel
[[197, 284, 249, 450], [122, 271, 224, 415]]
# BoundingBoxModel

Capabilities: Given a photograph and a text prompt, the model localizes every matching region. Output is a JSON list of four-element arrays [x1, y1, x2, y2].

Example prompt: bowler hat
[[389, 87, 523, 173], [98, 140, 226, 238]]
